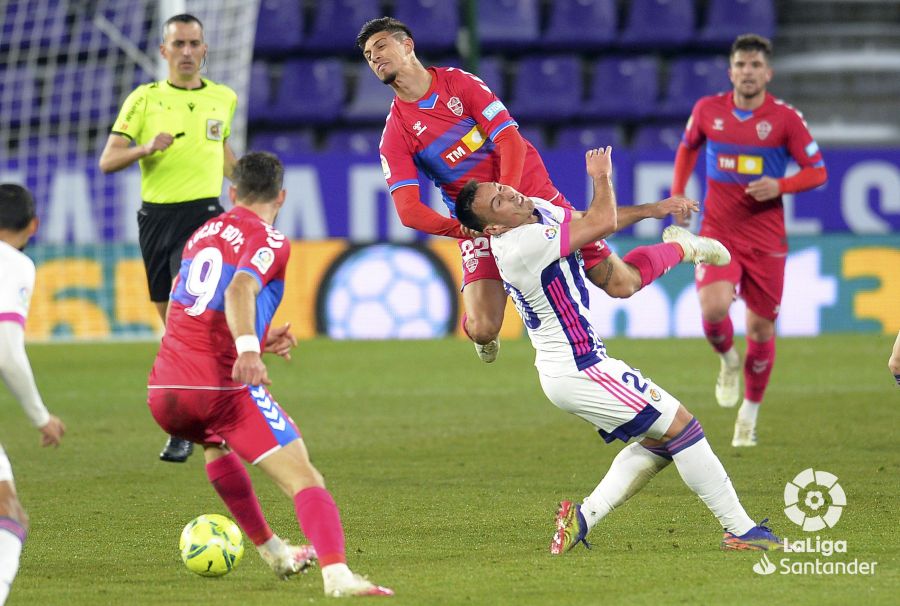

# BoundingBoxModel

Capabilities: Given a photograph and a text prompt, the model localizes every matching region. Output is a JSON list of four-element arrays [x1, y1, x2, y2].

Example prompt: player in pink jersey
[[147, 153, 392, 598], [670, 34, 827, 447], [357, 17, 702, 363]]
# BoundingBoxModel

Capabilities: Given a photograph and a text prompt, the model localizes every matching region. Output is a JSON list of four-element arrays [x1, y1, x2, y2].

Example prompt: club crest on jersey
[[251, 247, 275, 275], [543, 227, 558, 240], [464, 257, 479, 273], [206, 118, 224, 141], [713, 118, 725, 131], [756, 120, 772, 140], [447, 96, 464, 116], [412, 121, 427, 136], [441, 125, 487, 166]]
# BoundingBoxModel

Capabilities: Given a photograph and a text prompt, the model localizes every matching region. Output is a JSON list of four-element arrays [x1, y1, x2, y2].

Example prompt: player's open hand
[[460, 225, 483, 239], [39, 414, 65, 448], [585, 146, 612, 178], [264, 322, 297, 360], [648, 196, 699, 220], [232, 352, 271, 386], [143, 132, 175, 156], [745, 176, 781, 201]]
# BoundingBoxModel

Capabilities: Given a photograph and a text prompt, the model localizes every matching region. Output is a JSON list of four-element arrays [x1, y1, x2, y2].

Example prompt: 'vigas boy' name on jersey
[[186, 220, 246, 253]]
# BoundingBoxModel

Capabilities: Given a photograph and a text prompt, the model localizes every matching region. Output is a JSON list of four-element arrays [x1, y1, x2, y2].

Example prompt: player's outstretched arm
[[568, 147, 617, 252], [391, 186, 467, 239], [98, 132, 174, 173], [225, 272, 270, 386], [889, 330, 900, 387], [615, 197, 699, 230]]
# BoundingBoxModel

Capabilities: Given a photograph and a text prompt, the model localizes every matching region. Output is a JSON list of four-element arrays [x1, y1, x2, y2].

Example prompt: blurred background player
[[889, 331, 900, 387], [455, 148, 780, 555], [99, 13, 239, 463], [0, 184, 66, 606], [670, 34, 827, 447], [358, 17, 706, 363], [146, 152, 392, 598]]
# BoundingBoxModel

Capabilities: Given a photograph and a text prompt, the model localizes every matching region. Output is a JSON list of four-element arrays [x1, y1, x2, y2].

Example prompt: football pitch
[[1, 334, 897, 605]]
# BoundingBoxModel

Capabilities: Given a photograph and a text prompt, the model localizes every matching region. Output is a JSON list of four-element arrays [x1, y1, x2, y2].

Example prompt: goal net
[[0, 0, 259, 340]]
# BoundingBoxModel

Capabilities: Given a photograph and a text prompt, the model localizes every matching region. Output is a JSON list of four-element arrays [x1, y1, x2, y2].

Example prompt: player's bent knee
[[465, 315, 502, 343]]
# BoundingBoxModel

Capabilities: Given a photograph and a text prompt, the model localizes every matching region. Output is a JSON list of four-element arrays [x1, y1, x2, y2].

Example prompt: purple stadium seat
[[271, 59, 345, 123], [42, 65, 115, 124], [323, 129, 384, 156], [584, 56, 660, 119], [659, 57, 731, 119], [699, 0, 775, 47], [344, 63, 396, 122], [509, 55, 583, 121], [254, 0, 304, 54], [632, 123, 687, 152], [393, 0, 459, 52], [0, 67, 38, 125], [619, 0, 696, 48], [477, 0, 540, 50], [555, 125, 624, 150], [1, 0, 68, 51], [305, 0, 381, 52], [543, 0, 618, 50], [517, 125, 548, 151], [248, 61, 271, 122], [250, 131, 316, 158]]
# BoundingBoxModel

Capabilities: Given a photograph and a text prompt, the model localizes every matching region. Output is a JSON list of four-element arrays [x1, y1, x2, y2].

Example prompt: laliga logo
[[783, 468, 845, 531]]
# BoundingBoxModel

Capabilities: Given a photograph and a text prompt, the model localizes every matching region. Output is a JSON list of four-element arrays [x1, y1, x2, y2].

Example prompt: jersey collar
[[165, 79, 208, 91]]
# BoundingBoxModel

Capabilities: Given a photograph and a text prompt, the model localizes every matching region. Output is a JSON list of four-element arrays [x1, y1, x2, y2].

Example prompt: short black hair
[[454, 180, 485, 232], [356, 17, 413, 50], [162, 13, 204, 41], [731, 33, 772, 60], [233, 152, 284, 203], [0, 184, 36, 232]]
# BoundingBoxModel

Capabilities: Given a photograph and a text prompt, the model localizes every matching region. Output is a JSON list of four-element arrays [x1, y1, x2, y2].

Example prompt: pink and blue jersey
[[149, 206, 289, 389], [682, 92, 824, 252], [379, 66, 561, 214]]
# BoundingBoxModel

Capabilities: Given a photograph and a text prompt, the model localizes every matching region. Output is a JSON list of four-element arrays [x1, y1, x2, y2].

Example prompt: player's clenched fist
[[585, 146, 612, 178]]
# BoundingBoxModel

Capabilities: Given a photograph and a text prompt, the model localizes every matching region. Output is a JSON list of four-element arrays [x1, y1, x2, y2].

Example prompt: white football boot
[[260, 542, 316, 580], [731, 418, 758, 448], [662, 225, 731, 266], [474, 338, 499, 363], [716, 356, 741, 408], [323, 564, 394, 598]]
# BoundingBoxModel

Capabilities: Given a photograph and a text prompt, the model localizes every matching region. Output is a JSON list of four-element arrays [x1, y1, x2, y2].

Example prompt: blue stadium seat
[[517, 125, 548, 151], [43, 65, 115, 123], [392, 0, 459, 52], [323, 129, 384, 156], [543, 0, 618, 50], [556, 125, 624, 150], [477, 0, 540, 50], [632, 123, 687, 152], [584, 56, 660, 119], [1, 0, 68, 51], [254, 0, 304, 55], [305, 0, 381, 52], [658, 57, 731, 119], [509, 55, 583, 121], [699, 0, 775, 47], [0, 67, 38, 126], [249, 131, 317, 158], [433, 57, 505, 100], [344, 63, 396, 122], [248, 61, 272, 122], [619, 0, 696, 48], [271, 59, 345, 123]]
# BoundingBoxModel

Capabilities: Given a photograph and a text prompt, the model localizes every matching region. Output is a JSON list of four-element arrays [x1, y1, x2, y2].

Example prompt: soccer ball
[[179, 514, 244, 577]]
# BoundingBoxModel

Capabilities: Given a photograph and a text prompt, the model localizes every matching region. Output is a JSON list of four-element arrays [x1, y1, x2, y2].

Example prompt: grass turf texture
[[1, 335, 896, 605]]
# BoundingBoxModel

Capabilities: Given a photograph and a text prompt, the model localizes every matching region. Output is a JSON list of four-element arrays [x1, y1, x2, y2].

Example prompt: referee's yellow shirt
[[111, 78, 237, 204]]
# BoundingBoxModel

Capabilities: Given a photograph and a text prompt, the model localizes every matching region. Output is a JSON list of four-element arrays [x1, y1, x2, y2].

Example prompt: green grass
[[1, 334, 897, 605]]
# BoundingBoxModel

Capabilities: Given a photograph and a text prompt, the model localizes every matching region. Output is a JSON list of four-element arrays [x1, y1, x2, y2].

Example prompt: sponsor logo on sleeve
[[543, 227, 558, 240], [380, 154, 392, 179], [805, 141, 820, 157], [481, 100, 506, 121], [250, 247, 275, 275]]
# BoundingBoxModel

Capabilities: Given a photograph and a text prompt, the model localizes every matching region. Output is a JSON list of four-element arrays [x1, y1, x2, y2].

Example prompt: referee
[[99, 13, 237, 463]]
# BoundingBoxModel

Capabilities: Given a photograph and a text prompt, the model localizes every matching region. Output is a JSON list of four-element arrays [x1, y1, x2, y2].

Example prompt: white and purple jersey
[[0, 240, 35, 329], [490, 199, 606, 377]]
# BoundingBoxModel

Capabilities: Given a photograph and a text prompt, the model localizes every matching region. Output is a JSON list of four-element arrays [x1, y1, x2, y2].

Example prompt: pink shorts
[[694, 233, 786, 321], [147, 385, 302, 464], [456, 193, 611, 287]]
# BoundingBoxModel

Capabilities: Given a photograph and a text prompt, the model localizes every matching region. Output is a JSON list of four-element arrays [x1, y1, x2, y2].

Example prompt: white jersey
[[0, 240, 34, 328], [490, 198, 606, 377]]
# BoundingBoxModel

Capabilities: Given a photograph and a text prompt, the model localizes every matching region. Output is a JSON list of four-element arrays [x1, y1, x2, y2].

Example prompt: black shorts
[[137, 198, 224, 302]]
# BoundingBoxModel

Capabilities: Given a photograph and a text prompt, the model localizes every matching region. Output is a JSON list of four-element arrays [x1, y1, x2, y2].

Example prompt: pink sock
[[294, 486, 346, 566], [206, 452, 273, 546], [622, 243, 683, 289], [744, 337, 776, 402], [702, 317, 734, 354]]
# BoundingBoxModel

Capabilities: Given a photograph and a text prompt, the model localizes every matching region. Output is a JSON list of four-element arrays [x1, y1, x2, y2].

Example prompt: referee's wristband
[[235, 335, 261, 355]]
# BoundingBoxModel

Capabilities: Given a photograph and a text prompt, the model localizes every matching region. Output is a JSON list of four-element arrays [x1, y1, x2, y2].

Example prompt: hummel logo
[[752, 360, 770, 374]]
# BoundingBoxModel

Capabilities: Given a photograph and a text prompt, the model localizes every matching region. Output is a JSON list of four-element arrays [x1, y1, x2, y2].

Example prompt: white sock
[[581, 443, 671, 531], [737, 399, 760, 424], [720, 347, 740, 368], [0, 527, 24, 606], [671, 437, 755, 536], [256, 534, 287, 559]]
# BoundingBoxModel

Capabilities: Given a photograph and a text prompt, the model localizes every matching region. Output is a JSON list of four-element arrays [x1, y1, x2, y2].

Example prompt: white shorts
[[0, 444, 13, 483], [538, 356, 680, 443]]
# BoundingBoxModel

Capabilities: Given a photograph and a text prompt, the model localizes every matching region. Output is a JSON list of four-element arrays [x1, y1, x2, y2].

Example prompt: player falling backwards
[[671, 34, 827, 447], [358, 17, 715, 363], [146, 153, 392, 597], [455, 147, 781, 555]]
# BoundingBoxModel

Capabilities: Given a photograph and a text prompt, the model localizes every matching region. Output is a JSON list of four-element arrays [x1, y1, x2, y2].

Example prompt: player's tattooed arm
[[588, 258, 615, 289]]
